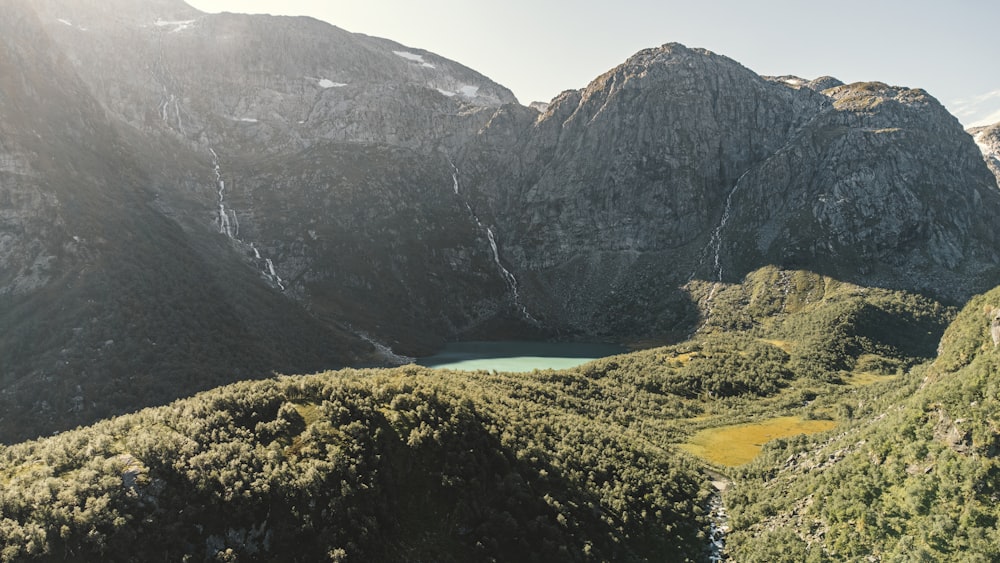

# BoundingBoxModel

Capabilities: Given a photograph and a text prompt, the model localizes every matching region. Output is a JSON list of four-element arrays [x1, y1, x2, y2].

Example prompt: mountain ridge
[[6, 4, 1000, 560], [2, 0, 1000, 441]]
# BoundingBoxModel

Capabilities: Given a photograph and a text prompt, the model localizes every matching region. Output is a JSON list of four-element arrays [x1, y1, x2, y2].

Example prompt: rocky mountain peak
[[826, 81, 938, 113], [28, 0, 516, 154], [31, 0, 199, 28], [458, 43, 1000, 338], [575, 42, 751, 104], [807, 75, 845, 91], [3, 14, 1000, 442], [763, 75, 845, 93]]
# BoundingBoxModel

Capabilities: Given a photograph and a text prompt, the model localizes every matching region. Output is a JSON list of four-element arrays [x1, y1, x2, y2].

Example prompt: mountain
[[0, 1, 370, 441], [461, 47, 1000, 339], [3, 0, 1000, 443], [26, 0, 531, 350]]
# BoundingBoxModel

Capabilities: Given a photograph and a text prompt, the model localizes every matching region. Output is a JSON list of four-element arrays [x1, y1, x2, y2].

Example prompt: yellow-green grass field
[[680, 416, 837, 467]]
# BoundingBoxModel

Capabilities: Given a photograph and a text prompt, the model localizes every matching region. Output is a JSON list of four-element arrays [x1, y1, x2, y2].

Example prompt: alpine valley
[[2, 0, 1000, 561]]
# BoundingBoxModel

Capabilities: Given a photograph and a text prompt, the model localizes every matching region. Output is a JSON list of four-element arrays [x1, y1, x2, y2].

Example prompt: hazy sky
[[185, 0, 1000, 126]]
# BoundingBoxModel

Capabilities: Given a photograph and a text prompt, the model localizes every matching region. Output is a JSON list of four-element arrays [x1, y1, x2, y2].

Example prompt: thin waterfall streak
[[210, 148, 285, 291], [230, 209, 239, 238], [451, 164, 460, 195], [448, 160, 536, 323], [172, 95, 184, 135], [486, 228, 514, 286], [707, 168, 752, 283]]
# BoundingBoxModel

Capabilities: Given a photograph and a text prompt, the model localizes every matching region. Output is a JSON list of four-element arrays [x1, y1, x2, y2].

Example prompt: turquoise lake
[[417, 341, 627, 372]]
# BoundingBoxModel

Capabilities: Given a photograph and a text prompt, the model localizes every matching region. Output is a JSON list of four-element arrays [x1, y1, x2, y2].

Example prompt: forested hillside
[[725, 284, 1000, 561], [0, 367, 710, 562], [0, 268, 967, 562]]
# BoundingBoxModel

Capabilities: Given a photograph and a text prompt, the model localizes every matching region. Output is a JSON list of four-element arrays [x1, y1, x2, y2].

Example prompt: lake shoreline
[[416, 340, 628, 372]]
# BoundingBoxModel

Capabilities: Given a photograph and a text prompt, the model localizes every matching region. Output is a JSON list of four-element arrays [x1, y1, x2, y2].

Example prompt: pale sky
[[185, 0, 1000, 127]]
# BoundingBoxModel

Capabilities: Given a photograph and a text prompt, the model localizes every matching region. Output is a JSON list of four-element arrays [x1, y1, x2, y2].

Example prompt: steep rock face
[[458, 45, 831, 336], [31, 0, 515, 153], [1, 0, 537, 440], [0, 3, 370, 442], [459, 45, 1000, 337], [5, 1, 1000, 440], [221, 144, 525, 350], [25, 0, 530, 349], [721, 82, 1000, 297], [518, 44, 823, 257]]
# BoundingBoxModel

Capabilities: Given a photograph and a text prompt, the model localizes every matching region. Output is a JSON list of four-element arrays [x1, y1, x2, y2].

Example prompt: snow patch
[[154, 19, 196, 32], [393, 50, 436, 69], [437, 85, 480, 99], [973, 132, 1000, 168], [974, 131, 995, 155], [974, 131, 988, 152], [238, 117, 258, 123], [56, 18, 87, 31], [393, 50, 425, 63], [318, 79, 347, 89]]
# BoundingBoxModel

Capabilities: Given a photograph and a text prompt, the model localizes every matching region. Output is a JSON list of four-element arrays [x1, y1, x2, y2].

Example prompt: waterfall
[[449, 160, 537, 323], [229, 209, 240, 238], [685, 168, 753, 317], [210, 148, 234, 238], [486, 227, 518, 292], [172, 94, 184, 135], [209, 148, 285, 291], [485, 227, 537, 322], [707, 169, 752, 283], [264, 258, 285, 291]]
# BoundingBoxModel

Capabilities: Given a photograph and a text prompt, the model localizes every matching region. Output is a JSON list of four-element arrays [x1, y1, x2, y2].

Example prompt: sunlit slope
[[724, 283, 1000, 561], [0, 266, 960, 561], [0, 367, 711, 562]]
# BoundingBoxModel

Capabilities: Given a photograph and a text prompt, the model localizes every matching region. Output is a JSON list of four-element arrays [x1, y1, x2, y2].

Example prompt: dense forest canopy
[[4, 267, 993, 561]]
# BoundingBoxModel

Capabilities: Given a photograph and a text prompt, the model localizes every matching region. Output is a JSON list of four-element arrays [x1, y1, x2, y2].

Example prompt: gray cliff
[[3, 1, 1000, 440]]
